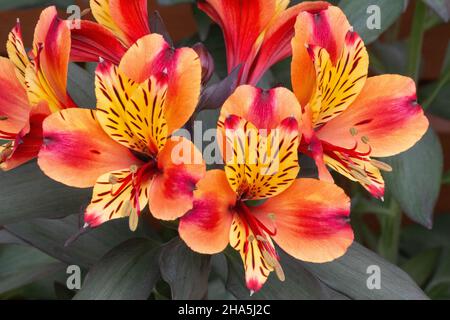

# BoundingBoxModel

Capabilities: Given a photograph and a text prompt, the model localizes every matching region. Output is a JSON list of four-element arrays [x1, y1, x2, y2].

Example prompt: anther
[[349, 127, 358, 136], [361, 136, 370, 144], [370, 159, 393, 172]]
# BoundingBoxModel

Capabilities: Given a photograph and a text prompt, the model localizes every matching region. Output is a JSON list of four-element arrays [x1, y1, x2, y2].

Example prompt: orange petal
[[292, 6, 351, 107], [179, 170, 236, 254], [306, 30, 369, 127], [317, 75, 429, 158], [219, 85, 302, 130], [148, 137, 206, 221], [6, 20, 30, 89], [27, 6, 76, 111], [222, 115, 300, 200], [1, 104, 48, 171], [38, 108, 141, 188], [254, 178, 353, 263], [84, 167, 151, 228], [248, 1, 330, 85], [90, 0, 150, 47], [119, 34, 201, 133], [0, 57, 30, 138]]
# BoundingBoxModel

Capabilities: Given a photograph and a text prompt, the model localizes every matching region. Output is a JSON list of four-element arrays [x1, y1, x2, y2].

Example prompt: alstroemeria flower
[[291, 6, 429, 198], [0, 6, 76, 170], [70, 0, 151, 64], [179, 85, 353, 293], [198, 0, 330, 85], [38, 34, 205, 229]]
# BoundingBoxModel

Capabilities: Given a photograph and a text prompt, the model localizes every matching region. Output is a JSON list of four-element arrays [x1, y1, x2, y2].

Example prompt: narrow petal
[[248, 1, 330, 85], [0, 58, 30, 138], [179, 170, 236, 254], [119, 34, 201, 133], [306, 30, 369, 127], [292, 6, 352, 107], [317, 75, 429, 157], [70, 20, 127, 64], [84, 167, 151, 228], [38, 108, 140, 188], [254, 178, 353, 263], [222, 115, 300, 200], [1, 104, 49, 171], [90, 0, 150, 46], [219, 85, 302, 130], [148, 137, 206, 221], [6, 20, 30, 88]]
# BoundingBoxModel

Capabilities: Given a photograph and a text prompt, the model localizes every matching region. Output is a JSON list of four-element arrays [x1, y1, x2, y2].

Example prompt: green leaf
[[67, 63, 96, 108], [443, 171, 450, 185], [0, 0, 73, 10], [401, 214, 450, 256], [159, 237, 211, 300], [401, 248, 441, 287], [74, 238, 160, 300], [339, 0, 405, 45], [0, 161, 91, 225], [383, 129, 443, 228], [426, 249, 450, 299], [0, 244, 64, 295], [225, 249, 341, 300], [5, 214, 159, 268], [423, 0, 450, 22], [407, 0, 427, 82], [301, 243, 428, 300]]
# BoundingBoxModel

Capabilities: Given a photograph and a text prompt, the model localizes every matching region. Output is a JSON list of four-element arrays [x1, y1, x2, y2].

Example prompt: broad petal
[[90, 0, 150, 47], [6, 20, 30, 88], [84, 167, 151, 228], [179, 170, 236, 254], [254, 178, 353, 263], [219, 85, 302, 130], [0, 58, 30, 138], [70, 20, 127, 64], [27, 7, 76, 111], [248, 1, 330, 85], [38, 108, 140, 188], [198, 0, 280, 76], [148, 137, 206, 221], [222, 115, 300, 200], [317, 75, 429, 158], [1, 104, 48, 171], [292, 6, 352, 107], [119, 34, 201, 133]]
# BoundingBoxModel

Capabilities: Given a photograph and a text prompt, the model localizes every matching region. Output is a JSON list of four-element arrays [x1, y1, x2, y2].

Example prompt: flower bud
[[192, 43, 215, 85]]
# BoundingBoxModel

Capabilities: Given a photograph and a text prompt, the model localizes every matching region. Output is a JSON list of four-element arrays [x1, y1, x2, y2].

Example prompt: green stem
[[378, 200, 402, 263], [422, 68, 450, 110], [407, 0, 427, 82]]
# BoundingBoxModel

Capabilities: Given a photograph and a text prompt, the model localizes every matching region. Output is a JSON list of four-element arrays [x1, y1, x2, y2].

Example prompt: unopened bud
[[192, 43, 215, 85]]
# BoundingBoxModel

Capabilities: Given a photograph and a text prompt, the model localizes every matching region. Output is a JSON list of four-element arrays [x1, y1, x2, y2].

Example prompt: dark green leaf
[[340, 0, 405, 45], [159, 237, 211, 299], [426, 249, 450, 299], [301, 243, 428, 300], [67, 63, 96, 108], [443, 171, 450, 185], [0, 161, 91, 225], [401, 248, 441, 287], [0, 0, 73, 10], [0, 244, 65, 295], [226, 249, 341, 300], [6, 214, 159, 268], [74, 238, 160, 300], [383, 129, 443, 228]]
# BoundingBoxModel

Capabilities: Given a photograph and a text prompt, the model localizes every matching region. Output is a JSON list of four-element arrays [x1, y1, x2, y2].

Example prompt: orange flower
[[179, 86, 353, 293], [70, 0, 151, 64], [291, 6, 429, 198], [198, 0, 330, 85], [38, 34, 205, 229], [0, 7, 76, 170]]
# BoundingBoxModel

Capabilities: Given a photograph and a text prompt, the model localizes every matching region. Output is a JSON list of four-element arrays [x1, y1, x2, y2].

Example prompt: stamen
[[129, 207, 139, 232], [130, 165, 138, 174], [108, 174, 119, 185], [349, 127, 358, 136], [370, 159, 393, 172], [0, 116, 8, 121], [247, 234, 255, 243], [256, 235, 269, 243], [361, 136, 370, 144], [267, 213, 276, 221], [350, 169, 372, 185]]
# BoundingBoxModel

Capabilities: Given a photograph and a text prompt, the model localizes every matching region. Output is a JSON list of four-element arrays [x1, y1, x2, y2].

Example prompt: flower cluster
[[0, 0, 428, 294]]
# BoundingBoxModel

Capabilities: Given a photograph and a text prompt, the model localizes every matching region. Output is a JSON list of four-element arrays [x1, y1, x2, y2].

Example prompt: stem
[[378, 200, 402, 263], [422, 68, 450, 110], [407, 0, 427, 83]]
